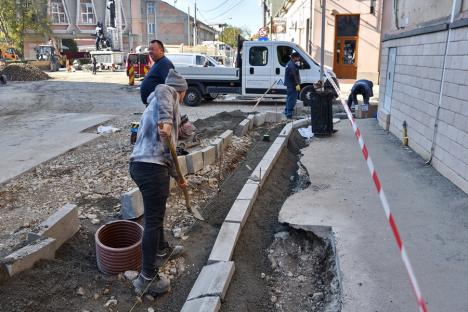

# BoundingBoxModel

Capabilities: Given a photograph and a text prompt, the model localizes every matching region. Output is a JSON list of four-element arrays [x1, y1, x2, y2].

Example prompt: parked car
[[166, 53, 223, 68]]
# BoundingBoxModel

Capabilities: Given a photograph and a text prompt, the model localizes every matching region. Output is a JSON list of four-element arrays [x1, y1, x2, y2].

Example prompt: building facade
[[265, 0, 383, 82], [378, 0, 468, 193], [24, 0, 216, 58]]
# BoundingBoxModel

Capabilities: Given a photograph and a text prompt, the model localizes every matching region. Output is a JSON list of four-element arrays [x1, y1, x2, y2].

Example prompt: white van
[[166, 53, 223, 68]]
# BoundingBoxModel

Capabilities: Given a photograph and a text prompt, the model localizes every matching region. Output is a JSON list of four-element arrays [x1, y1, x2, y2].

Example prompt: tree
[[0, 0, 50, 57], [219, 26, 250, 48]]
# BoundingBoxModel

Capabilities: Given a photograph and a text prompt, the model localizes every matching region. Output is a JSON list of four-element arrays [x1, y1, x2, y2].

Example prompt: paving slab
[[279, 119, 468, 312], [187, 261, 235, 301], [181, 296, 221, 312], [120, 188, 144, 220], [224, 199, 254, 228], [0, 112, 113, 184], [187, 150, 204, 174], [208, 222, 242, 263], [4, 237, 56, 276], [27, 203, 79, 249]]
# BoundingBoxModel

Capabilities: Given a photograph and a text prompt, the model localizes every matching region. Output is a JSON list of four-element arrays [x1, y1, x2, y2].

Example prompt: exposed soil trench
[[0, 123, 283, 312], [222, 132, 340, 312]]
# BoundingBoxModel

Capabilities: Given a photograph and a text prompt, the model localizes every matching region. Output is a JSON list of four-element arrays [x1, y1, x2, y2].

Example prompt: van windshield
[[293, 45, 319, 66]]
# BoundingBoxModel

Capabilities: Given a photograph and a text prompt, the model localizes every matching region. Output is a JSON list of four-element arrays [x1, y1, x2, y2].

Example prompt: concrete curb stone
[[279, 122, 293, 138], [247, 114, 255, 130], [210, 138, 223, 159], [4, 237, 56, 276], [236, 182, 259, 201], [224, 199, 254, 228], [187, 150, 204, 174], [27, 203, 79, 249], [208, 222, 242, 263], [178, 155, 188, 177], [201, 146, 216, 167], [187, 261, 235, 301], [120, 188, 144, 220], [253, 113, 266, 127], [218, 130, 233, 149], [292, 118, 310, 129], [180, 297, 221, 312], [235, 119, 250, 137]]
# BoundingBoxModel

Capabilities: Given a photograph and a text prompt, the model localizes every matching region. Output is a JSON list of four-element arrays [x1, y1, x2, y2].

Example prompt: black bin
[[307, 89, 334, 135]]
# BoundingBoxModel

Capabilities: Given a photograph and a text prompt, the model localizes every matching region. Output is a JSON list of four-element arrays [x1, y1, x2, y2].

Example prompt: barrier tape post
[[325, 72, 428, 312]]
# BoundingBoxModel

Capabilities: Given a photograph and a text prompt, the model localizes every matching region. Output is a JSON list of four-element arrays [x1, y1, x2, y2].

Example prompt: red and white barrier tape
[[325, 73, 428, 312]]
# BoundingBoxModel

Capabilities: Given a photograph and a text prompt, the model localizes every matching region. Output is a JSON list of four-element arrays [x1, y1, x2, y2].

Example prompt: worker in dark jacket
[[140, 39, 175, 105], [347, 79, 374, 110], [284, 52, 301, 119]]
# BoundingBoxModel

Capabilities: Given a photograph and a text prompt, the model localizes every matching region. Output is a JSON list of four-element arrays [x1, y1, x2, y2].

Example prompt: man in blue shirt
[[284, 52, 301, 119], [140, 39, 175, 105], [347, 79, 374, 110]]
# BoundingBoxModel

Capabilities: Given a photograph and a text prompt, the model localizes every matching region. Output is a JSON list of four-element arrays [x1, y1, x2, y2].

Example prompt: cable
[[202, 0, 232, 13], [200, 0, 247, 22]]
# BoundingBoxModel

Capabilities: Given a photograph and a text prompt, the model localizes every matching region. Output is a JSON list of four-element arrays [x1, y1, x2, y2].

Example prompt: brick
[[210, 138, 223, 159], [27, 203, 79, 249], [4, 238, 56, 276], [279, 122, 293, 138], [218, 130, 233, 149], [181, 297, 221, 312], [177, 155, 188, 177], [225, 199, 254, 228], [187, 150, 204, 174], [253, 113, 266, 126], [187, 261, 235, 301], [235, 119, 250, 137], [201, 146, 216, 167], [236, 182, 259, 200], [208, 222, 241, 263], [120, 188, 144, 220], [247, 114, 255, 130]]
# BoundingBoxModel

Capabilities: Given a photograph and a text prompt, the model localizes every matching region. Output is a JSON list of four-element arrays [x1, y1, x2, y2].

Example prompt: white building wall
[[379, 28, 468, 193]]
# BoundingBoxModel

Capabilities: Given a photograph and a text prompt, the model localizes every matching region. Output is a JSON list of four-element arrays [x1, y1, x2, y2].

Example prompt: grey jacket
[[130, 84, 180, 165]]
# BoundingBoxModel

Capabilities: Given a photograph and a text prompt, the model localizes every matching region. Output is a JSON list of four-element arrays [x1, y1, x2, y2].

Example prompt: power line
[[202, 0, 232, 13], [200, 0, 247, 22]]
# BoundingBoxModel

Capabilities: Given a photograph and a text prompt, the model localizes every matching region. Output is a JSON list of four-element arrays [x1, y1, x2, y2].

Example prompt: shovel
[[159, 124, 205, 221]]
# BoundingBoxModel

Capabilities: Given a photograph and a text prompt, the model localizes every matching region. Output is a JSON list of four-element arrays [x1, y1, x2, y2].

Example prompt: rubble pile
[[0, 63, 50, 81]]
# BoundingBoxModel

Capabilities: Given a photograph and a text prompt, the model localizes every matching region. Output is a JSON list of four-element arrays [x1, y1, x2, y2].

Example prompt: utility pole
[[193, 1, 197, 45], [129, 0, 133, 51], [309, 0, 315, 54], [320, 0, 326, 83], [154, 0, 158, 41], [187, 6, 191, 45]]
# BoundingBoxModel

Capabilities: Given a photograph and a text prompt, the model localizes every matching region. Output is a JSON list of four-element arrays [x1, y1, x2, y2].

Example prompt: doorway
[[333, 14, 360, 79]]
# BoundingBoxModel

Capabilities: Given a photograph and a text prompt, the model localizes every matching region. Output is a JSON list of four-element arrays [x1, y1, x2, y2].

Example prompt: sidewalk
[[279, 119, 468, 311]]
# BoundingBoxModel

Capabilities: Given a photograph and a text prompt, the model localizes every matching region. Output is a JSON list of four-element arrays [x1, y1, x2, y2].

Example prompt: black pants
[[130, 162, 170, 278], [347, 92, 369, 108]]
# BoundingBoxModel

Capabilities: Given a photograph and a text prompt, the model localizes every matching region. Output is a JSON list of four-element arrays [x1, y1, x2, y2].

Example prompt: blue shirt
[[140, 55, 174, 104], [284, 60, 300, 89]]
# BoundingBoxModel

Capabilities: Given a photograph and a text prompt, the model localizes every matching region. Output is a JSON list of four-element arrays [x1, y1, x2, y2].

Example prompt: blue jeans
[[130, 162, 170, 278], [285, 87, 298, 118]]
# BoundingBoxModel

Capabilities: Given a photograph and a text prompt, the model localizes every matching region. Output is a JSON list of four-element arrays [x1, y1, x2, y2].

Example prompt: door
[[333, 14, 360, 79], [383, 47, 397, 113], [243, 43, 272, 95]]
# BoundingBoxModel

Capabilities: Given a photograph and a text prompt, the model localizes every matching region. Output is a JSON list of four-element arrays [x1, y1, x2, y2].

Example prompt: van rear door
[[243, 42, 273, 95]]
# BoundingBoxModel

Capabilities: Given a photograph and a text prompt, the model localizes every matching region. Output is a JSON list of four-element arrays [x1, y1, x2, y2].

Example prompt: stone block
[[177, 155, 188, 177], [235, 119, 250, 137], [4, 238, 56, 276], [27, 203, 79, 249], [265, 112, 283, 123], [279, 122, 293, 138], [218, 130, 233, 149], [181, 297, 221, 312], [187, 261, 235, 301], [225, 199, 254, 228], [119, 188, 144, 220], [253, 113, 266, 127], [208, 222, 242, 263], [187, 150, 204, 174], [210, 138, 223, 159], [292, 118, 310, 129], [272, 136, 287, 150], [378, 110, 391, 131], [251, 159, 274, 186], [236, 182, 259, 201], [263, 143, 284, 163], [201, 146, 216, 167], [247, 114, 255, 130]]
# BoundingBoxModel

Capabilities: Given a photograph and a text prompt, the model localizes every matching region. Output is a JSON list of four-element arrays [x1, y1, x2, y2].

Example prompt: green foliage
[[0, 0, 50, 57], [62, 39, 78, 52], [219, 26, 250, 48]]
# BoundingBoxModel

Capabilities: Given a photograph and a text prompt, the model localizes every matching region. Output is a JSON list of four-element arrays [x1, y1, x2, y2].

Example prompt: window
[[51, 0, 67, 24], [147, 2, 155, 14], [276, 46, 310, 69], [80, 0, 95, 24], [249, 46, 268, 66], [148, 23, 155, 34], [336, 15, 360, 37]]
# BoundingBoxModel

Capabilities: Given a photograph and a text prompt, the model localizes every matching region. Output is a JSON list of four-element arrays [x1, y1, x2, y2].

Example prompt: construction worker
[[284, 52, 301, 119], [140, 40, 174, 106], [347, 79, 374, 110], [129, 69, 187, 297]]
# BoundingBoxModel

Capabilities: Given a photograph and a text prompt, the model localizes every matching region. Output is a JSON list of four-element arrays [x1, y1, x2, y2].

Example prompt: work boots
[[133, 274, 170, 296], [155, 245, 185, 268]]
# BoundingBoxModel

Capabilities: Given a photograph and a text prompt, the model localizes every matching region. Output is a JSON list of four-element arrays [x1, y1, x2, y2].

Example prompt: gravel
[[0, 63, 50, 81]]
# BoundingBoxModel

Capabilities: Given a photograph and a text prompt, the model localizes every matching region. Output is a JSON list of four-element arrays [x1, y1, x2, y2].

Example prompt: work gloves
[[296, 84, 301, 92]]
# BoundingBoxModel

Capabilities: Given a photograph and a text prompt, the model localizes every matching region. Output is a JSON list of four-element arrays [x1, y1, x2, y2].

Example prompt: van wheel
[[184, 87, 202, 106], [203, 93, 219, 101]]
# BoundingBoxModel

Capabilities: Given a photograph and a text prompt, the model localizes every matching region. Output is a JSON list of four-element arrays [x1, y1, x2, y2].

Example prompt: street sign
[[258, 27, 268, 41]]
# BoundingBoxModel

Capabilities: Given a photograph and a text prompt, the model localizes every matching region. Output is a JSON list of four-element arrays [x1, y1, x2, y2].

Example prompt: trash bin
[[307, 89, 334, 135]]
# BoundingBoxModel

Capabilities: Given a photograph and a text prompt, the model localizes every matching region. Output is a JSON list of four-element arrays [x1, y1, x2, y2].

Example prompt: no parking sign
[[258, 27, 268, 41]]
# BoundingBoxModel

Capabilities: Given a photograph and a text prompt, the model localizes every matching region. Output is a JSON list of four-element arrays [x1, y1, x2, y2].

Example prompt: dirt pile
[[193, 110, 247, 139], [0, 63, 50, 81]]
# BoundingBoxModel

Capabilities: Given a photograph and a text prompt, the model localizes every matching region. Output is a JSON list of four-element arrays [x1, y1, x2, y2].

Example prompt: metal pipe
[[319, 0, 325, 84]]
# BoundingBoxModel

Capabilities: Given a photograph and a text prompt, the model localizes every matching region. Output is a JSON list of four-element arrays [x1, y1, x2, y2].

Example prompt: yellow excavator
[[0, 45, 19, 61]]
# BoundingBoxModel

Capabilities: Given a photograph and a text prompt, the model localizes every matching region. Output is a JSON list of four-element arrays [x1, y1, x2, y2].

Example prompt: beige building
[[378, 0, 468, 193], [24, 0, 216, 59], [265, 0, 383, 82]]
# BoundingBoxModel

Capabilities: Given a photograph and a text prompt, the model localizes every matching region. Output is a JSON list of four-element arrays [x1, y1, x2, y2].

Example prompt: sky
[[171, 0, 264, 35]]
